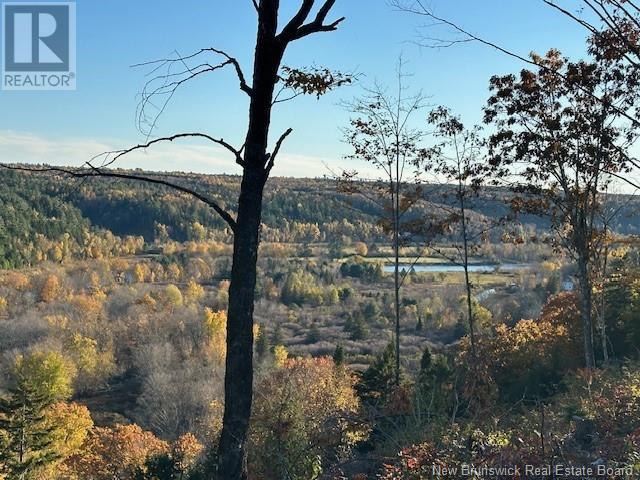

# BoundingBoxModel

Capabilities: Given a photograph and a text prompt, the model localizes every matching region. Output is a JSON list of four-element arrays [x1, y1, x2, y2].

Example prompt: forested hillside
[[1, 164, 640, 479], [3, 167, 640, 270]]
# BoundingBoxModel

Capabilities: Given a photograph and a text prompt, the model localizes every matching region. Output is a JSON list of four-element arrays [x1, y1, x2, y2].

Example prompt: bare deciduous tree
[[2, 2, 348, 478], [341, 63, 428, 385], [425, 107, 495, 360]]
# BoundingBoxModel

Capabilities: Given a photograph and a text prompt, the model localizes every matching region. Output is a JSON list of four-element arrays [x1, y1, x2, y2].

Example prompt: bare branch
[[543, 0, 599, 35], [393, 0, 640, 127], [279, 0, 315, 40], [1, 163, 238, 231], [135, 48, 253, 138], [264, 128, 294, 177], [96, 132, 245, 169], [280, 0, 345, 42], [207, 48, 253, 96], [293, 16, 346, 40]]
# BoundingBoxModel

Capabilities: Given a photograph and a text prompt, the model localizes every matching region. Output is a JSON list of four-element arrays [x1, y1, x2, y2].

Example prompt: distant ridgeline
[[1, 167, 639, 268]]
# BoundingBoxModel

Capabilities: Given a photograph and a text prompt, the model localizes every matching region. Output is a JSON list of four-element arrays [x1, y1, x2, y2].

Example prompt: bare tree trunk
[[216, 8, 283, 477], [460, 194, 477, 359], [599, 242, 609, 365], [216, 171, 264, 479], [577, 251, 596, 370], [394, 167, 401, 386]]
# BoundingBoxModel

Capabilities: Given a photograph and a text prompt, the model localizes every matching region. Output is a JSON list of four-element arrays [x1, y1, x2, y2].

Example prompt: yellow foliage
[[50, 245, 64, 263], [458, 293, 584, 409], [250, 357, 359, 478], [66, 333, 116, 391], [136, 293, 157, 310], [132, 264, 148, 283], [216, 280, 230, 307], [354, 241, 368, 256], [163, 242, 178, 256], [207, 399, 224, 440], [68, 333, 99, 371], [185, 279, 205, 304], [110, 258, 129, 273], [46, 402, 94, 456], [33, 403, 94, 480], [273, 345, 289, 367], [45, 315, 69, 330], [88, 271, 101, 291], [69, 294, 103, 319], [167, 263, 182, 281], [204, 308, 227, 363], [1, 271, 30, 290], [14, 351, 77, 402], [260, 242, 296, 258], [163, 284, 183, 309], [92, 289, 108, 303], [172, 433, 204, 473], [540, 260, 560, 272], [40, 274, 61, 303]]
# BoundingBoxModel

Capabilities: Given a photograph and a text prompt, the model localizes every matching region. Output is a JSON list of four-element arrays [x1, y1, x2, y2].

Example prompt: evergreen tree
[[305, 322, 320, 344], [0, 371, 64, 478], [0, 351, 75, 479], [332, 345, 345, 367], [255, 325, 269, 361], [356, 342, 397, 406], [344, 313, 368, 341], [419, 346, 432, 376], [415, 345, 452, 416]]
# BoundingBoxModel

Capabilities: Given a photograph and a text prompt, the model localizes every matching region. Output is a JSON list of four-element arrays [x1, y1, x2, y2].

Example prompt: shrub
[[249, 357, 359, 480]]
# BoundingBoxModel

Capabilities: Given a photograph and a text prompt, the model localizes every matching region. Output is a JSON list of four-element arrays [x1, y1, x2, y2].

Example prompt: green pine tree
[[0, 381, 59, 479], [306, 322, 320, 344], [255, 324, 269, 361], [0, 351, 74, 479], [356, 341, 397, 406], [332, 344, 345, 367], [415, 345, 452, 416]]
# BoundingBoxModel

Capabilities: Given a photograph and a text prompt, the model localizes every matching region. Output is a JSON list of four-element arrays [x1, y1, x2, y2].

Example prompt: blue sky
[[0, 0, 590, 177]]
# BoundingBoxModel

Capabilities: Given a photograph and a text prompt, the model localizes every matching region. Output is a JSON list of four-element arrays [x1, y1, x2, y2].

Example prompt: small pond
[[383, 263, 530, 273]]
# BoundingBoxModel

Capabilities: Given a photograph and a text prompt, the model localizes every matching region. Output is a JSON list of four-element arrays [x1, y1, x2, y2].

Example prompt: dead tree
[[2, 1, 348, 478]]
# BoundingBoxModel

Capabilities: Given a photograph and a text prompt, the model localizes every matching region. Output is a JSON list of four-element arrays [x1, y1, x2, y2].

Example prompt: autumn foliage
[[249, 357, 359, 480]]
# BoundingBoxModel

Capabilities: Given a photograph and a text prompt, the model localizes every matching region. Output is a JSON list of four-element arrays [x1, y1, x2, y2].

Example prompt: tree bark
[[577, 251, 596, 370], [216, 170, 264, 480], [459, 181, 477, 360], [216, 4, 284, 477], [600, 243, 609, 365], [394, 173, 401, 386]]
